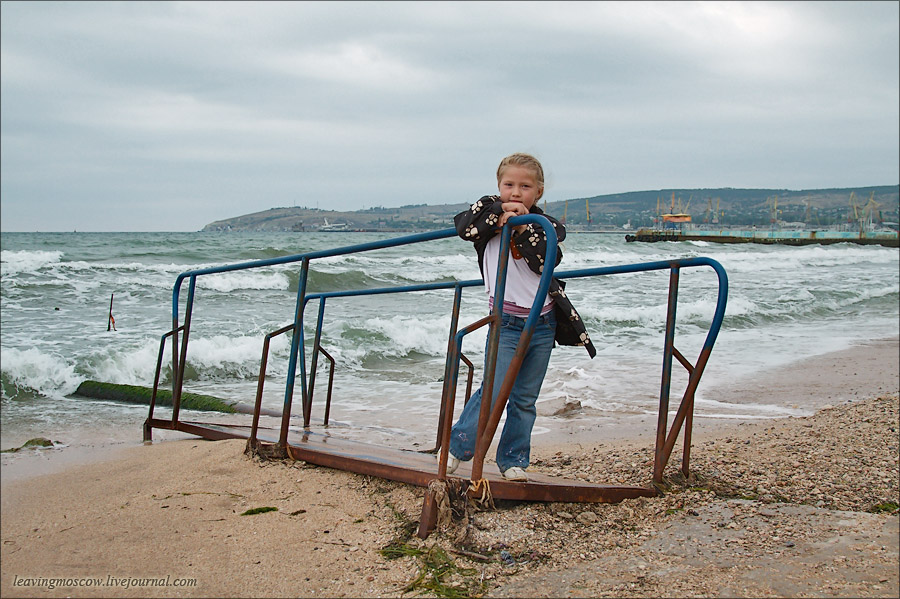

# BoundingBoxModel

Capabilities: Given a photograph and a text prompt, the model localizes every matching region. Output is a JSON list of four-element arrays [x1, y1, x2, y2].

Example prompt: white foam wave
[[715, 295, 760, 318], [63, 260, 186, 274], [9, 258, 299, 293], [85, 342, 164, 386], [396, 254, 479, 282], [314, 252, 478, 283], [0, 346, 81, 396], [0, 250, 63, 275], [197, 271, 290, 292], [839, 284, 900, 305], [185, 334, 291, 377], [692, 396, 808, 417], [363, 315, 450, 357], [579, 301, 668, 326]]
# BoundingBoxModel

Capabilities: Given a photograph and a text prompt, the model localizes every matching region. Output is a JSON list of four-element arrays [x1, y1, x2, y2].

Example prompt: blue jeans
[[449, 311, 556, 472]]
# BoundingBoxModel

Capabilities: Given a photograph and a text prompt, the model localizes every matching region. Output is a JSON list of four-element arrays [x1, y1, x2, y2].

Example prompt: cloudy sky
[[1, 1, 897, 232]]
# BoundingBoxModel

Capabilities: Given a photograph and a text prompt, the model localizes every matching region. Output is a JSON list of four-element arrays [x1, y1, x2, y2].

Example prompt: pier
[[626, 228, 899, 247]]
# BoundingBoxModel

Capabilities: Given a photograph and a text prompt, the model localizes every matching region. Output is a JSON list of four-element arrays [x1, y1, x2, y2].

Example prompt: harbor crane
[[848, 192, 861, 224], [705, 198, 720, 225], [766, 195, 781, 227], [804, 197, 820, 227], [861, 192, 880, 231]]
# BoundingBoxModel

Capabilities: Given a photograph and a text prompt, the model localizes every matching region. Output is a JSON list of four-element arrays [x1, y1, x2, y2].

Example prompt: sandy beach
[[1, 337, 897, 598]]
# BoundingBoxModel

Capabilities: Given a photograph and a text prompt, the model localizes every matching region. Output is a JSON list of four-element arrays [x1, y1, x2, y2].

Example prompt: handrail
[[556, 256, 728, 350], [553, 257, 728, 481], [169, 228, 458, 313], [165, 228, 459, 441], [272, 254, 727, 482], [153, 219, 727, 486]]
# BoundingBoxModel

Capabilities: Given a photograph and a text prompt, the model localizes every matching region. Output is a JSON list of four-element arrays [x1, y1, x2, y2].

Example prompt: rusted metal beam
[[164, 420, 658, 504], [654, 267, 679, 481], [250, 324, 294, 446]]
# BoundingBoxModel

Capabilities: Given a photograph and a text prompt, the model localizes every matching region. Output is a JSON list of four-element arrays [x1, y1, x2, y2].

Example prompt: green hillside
[[202, 185, 899, 232]]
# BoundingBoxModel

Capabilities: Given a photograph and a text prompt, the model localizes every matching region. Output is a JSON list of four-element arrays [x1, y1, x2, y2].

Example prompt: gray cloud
[[1, 1, 897, 231]]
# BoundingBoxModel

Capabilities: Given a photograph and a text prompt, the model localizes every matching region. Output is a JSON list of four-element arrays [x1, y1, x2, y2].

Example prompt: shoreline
[[1, 338, 897, 597], [3, 335, 896, 486], [531, 335, 899, 449]]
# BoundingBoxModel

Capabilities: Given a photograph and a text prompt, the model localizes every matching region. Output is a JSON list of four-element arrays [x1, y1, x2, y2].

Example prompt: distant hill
[[201, 202, 472, 233], [201, 185, 899, 232]]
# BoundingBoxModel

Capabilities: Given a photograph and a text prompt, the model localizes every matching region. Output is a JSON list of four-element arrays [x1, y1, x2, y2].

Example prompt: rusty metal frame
[[143, 219, 728, 539], [552, 256, 728, 484]]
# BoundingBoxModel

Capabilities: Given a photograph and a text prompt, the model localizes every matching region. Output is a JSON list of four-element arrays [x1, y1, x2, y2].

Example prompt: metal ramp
[[144, 217, 728, 538], [146, 419, 657, 504]]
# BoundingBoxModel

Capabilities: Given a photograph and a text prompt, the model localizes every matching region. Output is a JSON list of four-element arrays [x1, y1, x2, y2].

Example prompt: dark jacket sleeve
[[455, 195, 505, 242]]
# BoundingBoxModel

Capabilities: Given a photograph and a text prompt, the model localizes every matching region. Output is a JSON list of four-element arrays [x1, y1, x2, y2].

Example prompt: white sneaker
[[436, 452, 461, 474], [501, 466, 528, 481]]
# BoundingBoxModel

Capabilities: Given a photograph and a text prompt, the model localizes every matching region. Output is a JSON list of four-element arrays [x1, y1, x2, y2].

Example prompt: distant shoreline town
[[201, 185, 899, 234]]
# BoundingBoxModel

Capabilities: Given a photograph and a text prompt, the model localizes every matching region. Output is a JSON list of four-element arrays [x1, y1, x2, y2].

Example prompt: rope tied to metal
[[467, 478, 494, 510], [427, 479, 454, 530]]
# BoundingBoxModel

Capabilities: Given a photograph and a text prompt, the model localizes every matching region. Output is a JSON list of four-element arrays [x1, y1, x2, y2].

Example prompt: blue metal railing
[[163, 228, 459, 426], [149, 216, 727, 483]]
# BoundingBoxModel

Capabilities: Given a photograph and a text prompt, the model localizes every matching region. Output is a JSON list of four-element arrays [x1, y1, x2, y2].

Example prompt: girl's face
[[498, 165, 543, 210]]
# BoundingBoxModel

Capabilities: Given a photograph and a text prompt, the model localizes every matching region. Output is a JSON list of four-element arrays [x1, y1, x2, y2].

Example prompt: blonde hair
[[497, 153, 545, 199]]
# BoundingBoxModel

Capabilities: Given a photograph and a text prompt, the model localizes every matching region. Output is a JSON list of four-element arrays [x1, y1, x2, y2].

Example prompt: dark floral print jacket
[[454, 195, 597, 358]]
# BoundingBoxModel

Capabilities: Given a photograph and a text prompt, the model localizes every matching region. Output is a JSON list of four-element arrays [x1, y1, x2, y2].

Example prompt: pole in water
[[107, 293, 116, 331]]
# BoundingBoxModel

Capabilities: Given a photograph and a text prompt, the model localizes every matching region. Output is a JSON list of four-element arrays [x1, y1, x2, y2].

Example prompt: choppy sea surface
[[2, 230, 898, 450]]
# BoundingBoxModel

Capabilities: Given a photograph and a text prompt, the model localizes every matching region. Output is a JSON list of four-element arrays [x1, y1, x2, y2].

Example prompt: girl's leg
[[496, 312, 556, 472], [447, 386, 484, 461], [448, 314, 518, 461]]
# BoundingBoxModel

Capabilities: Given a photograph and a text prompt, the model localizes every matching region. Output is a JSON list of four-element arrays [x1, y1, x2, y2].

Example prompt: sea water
[[2, 230, 898, 451]]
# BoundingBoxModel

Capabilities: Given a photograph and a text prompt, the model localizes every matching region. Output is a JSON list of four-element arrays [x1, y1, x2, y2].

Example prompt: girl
[[446, 153, 596, 481]]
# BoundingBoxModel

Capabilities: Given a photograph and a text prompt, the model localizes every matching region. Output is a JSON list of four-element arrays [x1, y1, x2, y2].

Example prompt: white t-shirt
[[482, 236, 553, 313]]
